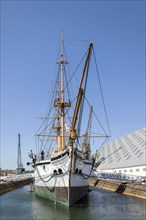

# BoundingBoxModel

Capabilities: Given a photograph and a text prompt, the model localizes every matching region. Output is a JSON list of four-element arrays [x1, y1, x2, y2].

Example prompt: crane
[[16, 134, 25, 174], [82, 106, 93, 160]]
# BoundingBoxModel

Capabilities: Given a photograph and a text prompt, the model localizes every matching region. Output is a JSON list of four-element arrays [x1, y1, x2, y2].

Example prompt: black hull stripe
[[36, 151, 68, 166]]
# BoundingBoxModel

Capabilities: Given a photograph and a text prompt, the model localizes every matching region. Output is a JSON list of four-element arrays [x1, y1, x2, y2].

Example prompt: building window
[[130, 169, 133, 172], [119, 170, 121, 173], [136, 169, 139, 172], [143, 168, 146, 171], [124, 170, 127, 172]]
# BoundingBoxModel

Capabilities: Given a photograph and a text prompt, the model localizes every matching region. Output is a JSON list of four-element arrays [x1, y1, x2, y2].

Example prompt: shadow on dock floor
[[115, 182, 127, 194]]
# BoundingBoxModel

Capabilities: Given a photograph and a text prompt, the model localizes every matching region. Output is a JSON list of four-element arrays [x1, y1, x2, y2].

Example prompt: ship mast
[[60, 32, 65, 150], [55, 32, 70, 152]]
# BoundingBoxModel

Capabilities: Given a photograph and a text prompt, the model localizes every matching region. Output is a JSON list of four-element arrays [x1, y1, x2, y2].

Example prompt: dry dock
[[90, 177, 146, 200], [0, 178, 34, 195]]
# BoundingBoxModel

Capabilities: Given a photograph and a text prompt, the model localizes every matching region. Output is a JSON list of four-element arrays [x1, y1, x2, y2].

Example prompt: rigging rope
[[35, 42, 111, 157], [63, 48, 88, 92], [93, 47, 111, 137]]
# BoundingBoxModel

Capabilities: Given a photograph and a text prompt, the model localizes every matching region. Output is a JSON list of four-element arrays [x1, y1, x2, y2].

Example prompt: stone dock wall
[[1, 177, 146, 200], [0, 178, 34, 195], [90, 178, 146, 200]]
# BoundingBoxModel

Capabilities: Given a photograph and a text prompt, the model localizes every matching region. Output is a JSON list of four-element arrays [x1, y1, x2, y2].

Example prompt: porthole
[[79, 170, 82, 175], [75, 168, 78, 173], [58, 168, 63, 174], [53, 170, 57, 175]]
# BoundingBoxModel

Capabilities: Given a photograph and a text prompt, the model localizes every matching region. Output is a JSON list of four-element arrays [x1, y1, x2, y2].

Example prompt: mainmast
[[60, 32, 65, 150], [55, 32, 70, 152]]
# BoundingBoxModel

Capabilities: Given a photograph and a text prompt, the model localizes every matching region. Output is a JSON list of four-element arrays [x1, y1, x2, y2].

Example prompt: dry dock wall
[[0, 178, 34, 195], [90, 178, 146, 200]]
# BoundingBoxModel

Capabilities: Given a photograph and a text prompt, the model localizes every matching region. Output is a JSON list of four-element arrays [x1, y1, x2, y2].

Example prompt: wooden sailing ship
[[28, 33, 110, 206]]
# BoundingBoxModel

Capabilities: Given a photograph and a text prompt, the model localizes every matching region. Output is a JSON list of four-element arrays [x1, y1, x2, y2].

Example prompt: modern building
[[96, 128, 146, 178]]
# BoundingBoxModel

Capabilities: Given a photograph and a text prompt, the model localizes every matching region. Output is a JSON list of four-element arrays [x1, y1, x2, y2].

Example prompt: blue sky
[[1, 0, 145, 170]]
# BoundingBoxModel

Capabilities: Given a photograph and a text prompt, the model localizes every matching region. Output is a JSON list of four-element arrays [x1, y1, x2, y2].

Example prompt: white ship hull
[[34, 149, 93, 206]]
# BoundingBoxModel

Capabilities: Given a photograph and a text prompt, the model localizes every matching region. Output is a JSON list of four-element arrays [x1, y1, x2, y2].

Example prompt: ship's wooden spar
[[37, 134, 107, 138], [68, 42, 93, 174], [69, 42, 93, 144]]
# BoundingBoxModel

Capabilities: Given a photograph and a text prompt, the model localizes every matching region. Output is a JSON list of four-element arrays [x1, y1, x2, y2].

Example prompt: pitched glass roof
[[97, 127, 146, 169]]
